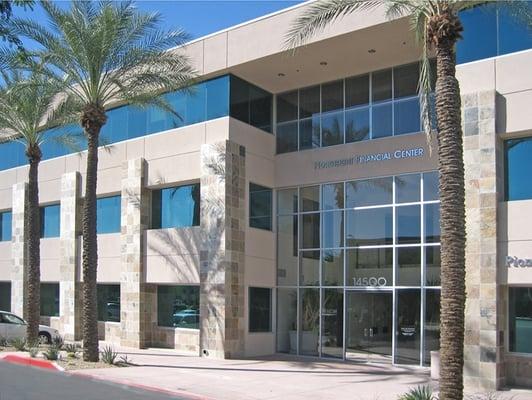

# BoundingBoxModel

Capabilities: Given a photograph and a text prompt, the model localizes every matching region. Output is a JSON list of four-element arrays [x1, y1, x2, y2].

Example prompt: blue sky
[[13, 1, 304, 42]]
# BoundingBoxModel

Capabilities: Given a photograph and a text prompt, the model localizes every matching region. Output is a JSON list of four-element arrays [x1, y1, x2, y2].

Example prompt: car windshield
[[1, 313, 25, 325]]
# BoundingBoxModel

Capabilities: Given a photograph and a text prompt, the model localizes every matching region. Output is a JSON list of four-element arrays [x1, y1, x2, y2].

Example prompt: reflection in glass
[[249, 287, 272, 332], [276, 121, 298, 154], [301, 213, 320, 249], [346, 208, 393, 247], [300, 186, 320, 211], [394, 98, 420, 135], [322, 210, 344, 249], [321, 289, 344, 358], [157, 285, 199, 328], [346, 177, 393, 207], [372, 69, 392, 102], [321, 111, 344, 147], [299, 117, 320, 150], [40, 204, 60, 238], [425, 246, 441, 286], [151, 184, 200, 229], [299, 86, 320, 119], [322, 183, 344, 210], [346, 248, 393, 287], [456, 3, 497, 64], [322, 249, 344, 286], [396, 205, 421, 244], [424, 289, 441, 365], [300, 251, 320, 286], [345, 107, 370, 143], [372, 102, 393, 138], [498, 2, 532, 57], [395, 289, 421, 364], [396, 174, 420, 203], [40, 283, 59, 317], [277, 215, 298, 286], [249, 183, 272, 231], [277, 189, 298, 215], [423, 171, 439, 201], [0, 282, 10, 312], [505, 137, 532, 201], [277, 288, 297, 353], [397, 247, 421, 286], [97, 196, 121, 234], [425, 203, 441, 243], [509, 287, 532, 354], [97, 284, 120, 322], [299, 288, 320, 356], [345, 74, 369, 107], [394, 63, 419, 98], [0, 211, 11, 242], [321, 80, 343, 113], [277, 91, 298, 122]]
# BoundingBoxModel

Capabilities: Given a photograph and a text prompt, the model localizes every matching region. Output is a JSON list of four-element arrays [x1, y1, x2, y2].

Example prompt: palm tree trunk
[[435, 38, 466, 400], [26, 147, 42, 345], [81, 104, 107, 362]]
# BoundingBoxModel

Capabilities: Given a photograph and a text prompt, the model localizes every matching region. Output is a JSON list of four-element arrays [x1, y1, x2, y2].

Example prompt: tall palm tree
[[0, 68, 77, 344], [12, 0, 196, 361], [285, 1, 495, 399]]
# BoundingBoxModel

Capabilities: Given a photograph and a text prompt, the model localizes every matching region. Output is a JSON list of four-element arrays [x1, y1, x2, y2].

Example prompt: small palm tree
[[12, 0, 196, 361], [0, 68, 77, 344], [285, 1, 504, 399]]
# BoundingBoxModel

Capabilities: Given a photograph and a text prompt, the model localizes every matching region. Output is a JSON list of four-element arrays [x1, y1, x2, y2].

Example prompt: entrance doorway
[[345, 291, 393, 363]]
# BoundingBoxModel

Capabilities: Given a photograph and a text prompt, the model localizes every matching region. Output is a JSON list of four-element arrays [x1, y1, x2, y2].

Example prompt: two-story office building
[[0, 0, 531, 391]]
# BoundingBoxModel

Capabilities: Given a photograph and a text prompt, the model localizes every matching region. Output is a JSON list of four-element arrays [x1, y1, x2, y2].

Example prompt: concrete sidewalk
[[73, 346, 532, 400]]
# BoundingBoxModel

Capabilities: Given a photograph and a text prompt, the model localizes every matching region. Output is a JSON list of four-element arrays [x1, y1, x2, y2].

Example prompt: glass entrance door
[[345, 291, 393, 363]]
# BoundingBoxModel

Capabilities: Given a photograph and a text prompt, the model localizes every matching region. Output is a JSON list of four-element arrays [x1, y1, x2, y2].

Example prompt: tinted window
[[346, 207, 393, 246], [509, 287, 532, 353], [249, 183, 272, 230], [157, 285, 199, 328], [0, 282, 10, 311], [277, 91, 298, 123], [505, 137, 532, 201], [394, 63, 419, 99], [40, 283, 59, 317], [97, 284, 120, 322], [0, 211, 12, 242], [345, 74, 369, 107], [372, 69, 392, 102], [249, 287, 272, 332], [97, 196, 121, 234], [152, 183, 200, 229], [230, 76, 272, 132], [321, 80, 343, 113], [346, 177, 393, 207], [40, 204, 60, 238]]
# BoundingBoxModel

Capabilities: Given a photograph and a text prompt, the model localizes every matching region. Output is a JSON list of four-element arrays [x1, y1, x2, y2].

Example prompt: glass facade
[[249, 183, 272, 230], [40, 204, 60, 238], [249, 287, 272, 332], [0, 75, 272, 172], [40, 283, 59, 317], [0, 282, 10, 311], [151, 183, 200, 229], [157, 285, 199, 329], [97, 195, 121, 234], [509, 287, 532, 354], [276, 172, 441, 364], [97, 284, 120, 322], [505, 137, 532, 201], [276, 63, 424, 154], [0, 211, 11, 242], [457, 2, 532, 64]]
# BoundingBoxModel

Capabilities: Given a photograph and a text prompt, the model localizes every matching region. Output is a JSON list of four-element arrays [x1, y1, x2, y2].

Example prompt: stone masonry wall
[[10, 183, 27, 318]]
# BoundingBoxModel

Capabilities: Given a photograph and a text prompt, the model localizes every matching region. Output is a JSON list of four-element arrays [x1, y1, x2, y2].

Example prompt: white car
[[0, 310, 61, 344]]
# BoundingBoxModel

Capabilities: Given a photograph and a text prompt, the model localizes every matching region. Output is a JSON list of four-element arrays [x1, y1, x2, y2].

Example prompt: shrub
[[43, 346, 60, 361], [0, 336, 7, 347], [64, 343, 79, 358], [100, 345, 118, 365], [28, 346, 39, 358], [398, 386, 435, 400], [10, 338, 26, 351], [51, 336, 64, 350]]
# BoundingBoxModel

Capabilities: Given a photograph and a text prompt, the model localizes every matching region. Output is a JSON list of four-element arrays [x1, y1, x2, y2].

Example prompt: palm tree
[[285, 1, 494, 399], [0, 68, 77, 344], [12, 0, 196, 361]]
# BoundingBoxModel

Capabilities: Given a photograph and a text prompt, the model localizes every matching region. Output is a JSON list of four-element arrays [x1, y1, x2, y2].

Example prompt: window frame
[[249, 182, 273, 231], [150, 182, 201, 230], [248, 286, 273, 333]]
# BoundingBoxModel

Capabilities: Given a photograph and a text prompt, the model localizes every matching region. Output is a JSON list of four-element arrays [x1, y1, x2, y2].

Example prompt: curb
[[70, 371, 213, 400], [0, 354, 64, 371]]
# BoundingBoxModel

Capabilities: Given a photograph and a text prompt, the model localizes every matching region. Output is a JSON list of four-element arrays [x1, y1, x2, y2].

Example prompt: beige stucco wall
[[0, 242, 11, 281], [40, 238, 60, 282]]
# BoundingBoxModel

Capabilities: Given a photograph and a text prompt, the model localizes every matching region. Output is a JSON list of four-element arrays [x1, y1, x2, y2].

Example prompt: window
[[0, 211, 11, 242], [230, 76, 272, 132], [157, 285, 199, 328], [96, 195, 121, 234], [40, 204, 60, 238], [151, 183, 200, 229], [509, 287, 532, 354], [40, 283, 59, 317], [0, 282, 10, 311], [97, 284, 120, 322], [505, 137, 532, 201], [249, 287, 272, 333], [249, 183, 272, 230]]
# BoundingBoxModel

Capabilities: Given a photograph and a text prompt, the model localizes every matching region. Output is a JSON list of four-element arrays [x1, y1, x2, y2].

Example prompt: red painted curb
[[1, 354, 63, 371], [70, 372, 213, 400]]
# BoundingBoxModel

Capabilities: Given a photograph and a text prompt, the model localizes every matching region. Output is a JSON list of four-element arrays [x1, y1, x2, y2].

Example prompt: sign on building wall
[[506, 256, 532, 268], [314, 147, 425, 170]]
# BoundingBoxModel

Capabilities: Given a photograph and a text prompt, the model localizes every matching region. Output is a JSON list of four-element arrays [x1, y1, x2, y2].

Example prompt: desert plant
[[28, 346, 39, 358], [10, 337, 26, 351], [51, 336, 64, 350], [42, 346, 60, 361], [117, 354, 133, 367], [398, 386, 436, 400], [100, 345, 118, 365], [0, 336, 8, 347], [64, 343, 79, 358]]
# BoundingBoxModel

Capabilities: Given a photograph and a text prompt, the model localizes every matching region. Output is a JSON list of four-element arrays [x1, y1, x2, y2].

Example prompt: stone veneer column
[[59, 172, 82, 340], [463, 90, 505, 390], [120, 158, 151, 348], [199, 140, 246, 358], [10, 183, 27, 317]]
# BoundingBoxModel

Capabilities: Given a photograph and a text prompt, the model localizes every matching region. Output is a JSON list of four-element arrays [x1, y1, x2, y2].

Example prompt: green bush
[[10, 338, 27, 351], [43, 346, 60, 361], [28, 346, 39, 358], [100, 345, 118, 365], [0, 336, 8, 347], [51, 336, 64, 350], [398, 386, 435, 400], [64, 343, 79, 358]]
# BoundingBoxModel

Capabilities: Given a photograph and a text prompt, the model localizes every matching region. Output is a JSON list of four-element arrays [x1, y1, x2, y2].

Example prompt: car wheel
[[38, 332, 51, 344]]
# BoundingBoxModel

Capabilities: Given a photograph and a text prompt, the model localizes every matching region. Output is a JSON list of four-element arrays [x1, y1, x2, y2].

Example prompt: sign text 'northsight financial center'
[[314, 147, 425, 170]]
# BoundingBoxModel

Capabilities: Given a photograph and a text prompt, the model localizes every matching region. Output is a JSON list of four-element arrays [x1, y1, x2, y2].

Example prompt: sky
[[13, 0, 305, 43]]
